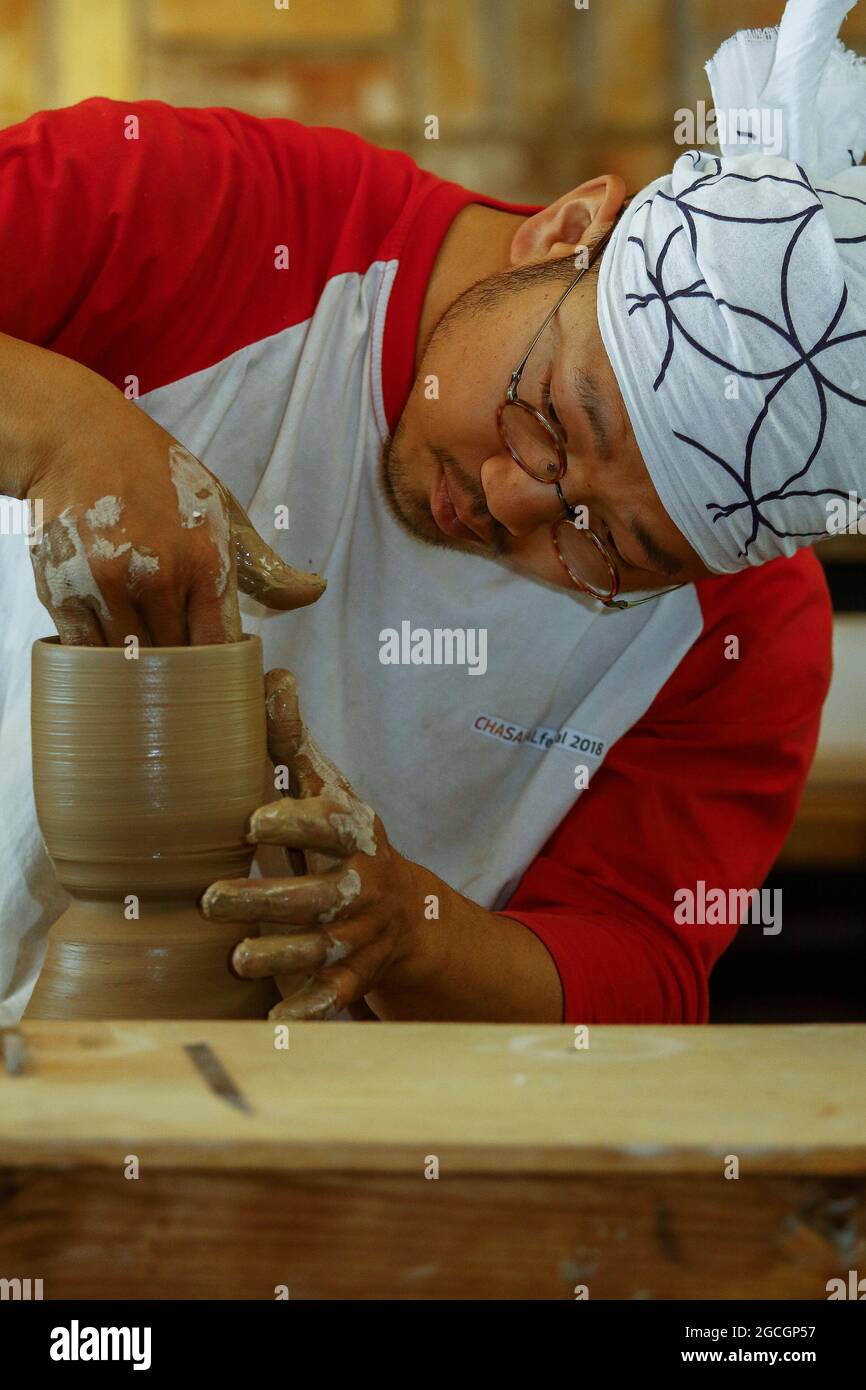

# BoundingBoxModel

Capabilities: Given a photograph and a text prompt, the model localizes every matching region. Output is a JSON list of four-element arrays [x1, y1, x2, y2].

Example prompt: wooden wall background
[[2, 0, 866, 200]]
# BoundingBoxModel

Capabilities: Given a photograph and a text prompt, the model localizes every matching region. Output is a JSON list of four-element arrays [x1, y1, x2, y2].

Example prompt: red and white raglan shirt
[[0, 99, 832, 1024]]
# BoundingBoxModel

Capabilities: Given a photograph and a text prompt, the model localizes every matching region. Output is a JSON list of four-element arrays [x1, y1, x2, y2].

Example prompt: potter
[[1, 0, 858, 1024]]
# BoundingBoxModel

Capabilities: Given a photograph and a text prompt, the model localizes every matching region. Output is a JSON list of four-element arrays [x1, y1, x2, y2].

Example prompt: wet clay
[[25, 635, 277, 1019]]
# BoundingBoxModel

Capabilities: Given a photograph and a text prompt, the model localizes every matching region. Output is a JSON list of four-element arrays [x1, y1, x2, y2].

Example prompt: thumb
[[264, 667, 355, 877], [225, 491, 326, 611], [264, 668, 306, 789], [264, 668, 355, 802]]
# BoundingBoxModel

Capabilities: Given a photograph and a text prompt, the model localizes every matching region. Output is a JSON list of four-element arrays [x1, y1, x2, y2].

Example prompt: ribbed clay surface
[[26, 636, 277, 1020], [32, 636, 267, 896]]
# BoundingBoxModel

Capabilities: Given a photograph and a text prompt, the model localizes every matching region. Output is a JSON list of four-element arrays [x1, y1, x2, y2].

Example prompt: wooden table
[[1, 1021, 864, 1299]]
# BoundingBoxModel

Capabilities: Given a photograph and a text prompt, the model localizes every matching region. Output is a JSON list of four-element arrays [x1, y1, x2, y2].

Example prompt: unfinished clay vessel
[[26, 635, 277, 1019]]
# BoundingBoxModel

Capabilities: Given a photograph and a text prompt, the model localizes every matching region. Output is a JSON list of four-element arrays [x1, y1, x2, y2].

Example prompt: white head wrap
[[596, 0, 866, 573]]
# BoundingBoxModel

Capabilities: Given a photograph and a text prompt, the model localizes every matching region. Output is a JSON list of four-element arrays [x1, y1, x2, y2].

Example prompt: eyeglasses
[[496, 228, 684, 610]]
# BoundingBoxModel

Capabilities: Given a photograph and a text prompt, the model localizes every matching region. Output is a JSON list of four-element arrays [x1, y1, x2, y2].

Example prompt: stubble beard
[[379, 418, 447, 549]]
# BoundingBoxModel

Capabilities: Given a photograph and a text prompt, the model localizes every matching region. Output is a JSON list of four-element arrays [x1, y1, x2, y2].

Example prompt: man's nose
[[480, 451, 570, 536]]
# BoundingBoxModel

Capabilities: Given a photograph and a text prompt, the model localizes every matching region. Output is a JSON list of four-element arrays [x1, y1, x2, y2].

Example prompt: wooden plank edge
[[1, 1140, 865, 1175]]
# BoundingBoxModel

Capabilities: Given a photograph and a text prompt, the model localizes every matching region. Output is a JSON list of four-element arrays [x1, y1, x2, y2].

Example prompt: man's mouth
[[430, 463, 489, 543]]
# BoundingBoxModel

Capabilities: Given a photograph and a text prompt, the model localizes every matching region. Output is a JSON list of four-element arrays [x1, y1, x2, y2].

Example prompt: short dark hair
[[470, 240, 609, 311]]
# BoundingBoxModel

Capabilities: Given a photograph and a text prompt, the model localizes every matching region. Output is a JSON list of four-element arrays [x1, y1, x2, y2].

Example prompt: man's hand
[[25, 359, 324, 644], [200, 668, 421, 1020]]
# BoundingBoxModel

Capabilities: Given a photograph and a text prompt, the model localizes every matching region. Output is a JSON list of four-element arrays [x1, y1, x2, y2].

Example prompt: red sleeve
[[499, 550, 833, 1024], [0, 97, 449, 391]]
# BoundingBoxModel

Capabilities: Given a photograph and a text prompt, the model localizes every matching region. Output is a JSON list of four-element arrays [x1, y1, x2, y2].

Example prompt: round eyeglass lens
[[553, 516, 616, 598], [499, 400, 563, 482]]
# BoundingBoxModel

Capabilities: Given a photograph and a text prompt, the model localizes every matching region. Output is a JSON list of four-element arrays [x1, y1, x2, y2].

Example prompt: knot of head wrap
[[596, 0, 866, 572]]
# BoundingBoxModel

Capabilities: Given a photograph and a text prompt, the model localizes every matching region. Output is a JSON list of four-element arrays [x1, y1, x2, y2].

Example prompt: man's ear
[[510, 174, 627, 266]]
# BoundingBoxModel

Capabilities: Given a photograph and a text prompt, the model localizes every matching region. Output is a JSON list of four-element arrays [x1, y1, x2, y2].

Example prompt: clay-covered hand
[[28, 364, 324, 645], [200, 668, 420, 1020]]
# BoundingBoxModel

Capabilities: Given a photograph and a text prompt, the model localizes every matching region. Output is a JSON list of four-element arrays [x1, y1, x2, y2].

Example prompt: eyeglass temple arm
[[510, 277, 582, 388], [508, 228, 615, 394], [604, 582, 687, 610]]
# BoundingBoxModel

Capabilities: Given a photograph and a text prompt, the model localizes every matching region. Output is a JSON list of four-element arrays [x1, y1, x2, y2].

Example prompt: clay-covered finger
[[135, 594, 189, 647], [29, 512, 105, 646], [134, 575, 191, 647], [263, 668, 304, 768], [264, 671, 368, 828], [268, 977, 343, 1022], [265, 668, 352, 801], [161, 446, 241, 644], [200, 869, 360, 924], [268, 939, 391, 1022], [186, 568, 242, 644], [96, 597, 154, 649], [29, 536, 105, 645], [232, 930, 341, 978], [248, 794, 367, 856], [82, 538, 161, 646], [271, 969, 309, 999], [28, 504, 158, 648], [42, 599, 106, 646], [226, 491, 326, 612], [40, 589, 139, 649]]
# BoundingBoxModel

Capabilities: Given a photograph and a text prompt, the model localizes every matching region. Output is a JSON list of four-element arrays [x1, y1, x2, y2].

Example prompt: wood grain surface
[[1, 1022, 864, 1174], [2, 1022, 863, 1299], [1, 1166, 862, 1299]]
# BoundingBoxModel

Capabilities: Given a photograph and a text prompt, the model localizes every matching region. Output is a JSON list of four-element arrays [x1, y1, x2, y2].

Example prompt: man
[[0, 1, 859, 1025]]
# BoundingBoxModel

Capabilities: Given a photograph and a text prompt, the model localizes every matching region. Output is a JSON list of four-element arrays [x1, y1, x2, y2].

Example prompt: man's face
[[382, 254, 716, 596]]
